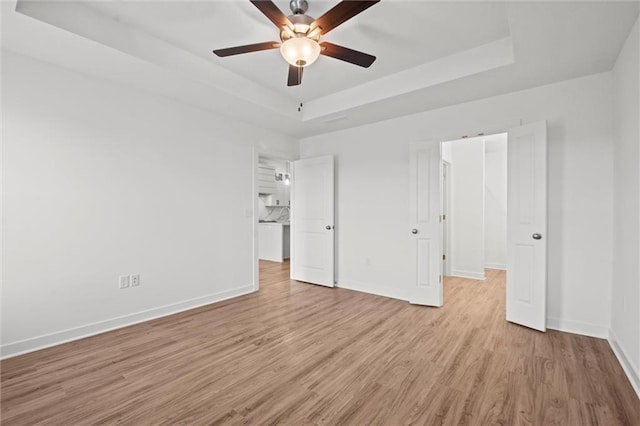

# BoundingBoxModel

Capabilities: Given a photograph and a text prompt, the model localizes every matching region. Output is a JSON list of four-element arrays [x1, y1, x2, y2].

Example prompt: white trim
[[1, 285, 254, 359], [450, 270, 486, 280], [546, 317, 609, 339], [609, 329, 640, 399], [252, 147, 259, 292], [442, 160, 452, 277], [337, 280, 408, 302], [484, 263, 507, 270]]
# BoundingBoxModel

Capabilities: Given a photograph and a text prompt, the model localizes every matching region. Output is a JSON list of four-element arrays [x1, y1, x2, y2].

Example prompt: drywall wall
[[445, 138, 485, 280], [485, 137, 508, 269], [1, 52, 298, 357], [301, 71, 613, 338], [611, 17, 640, 396], [442, 142, 453, 163]]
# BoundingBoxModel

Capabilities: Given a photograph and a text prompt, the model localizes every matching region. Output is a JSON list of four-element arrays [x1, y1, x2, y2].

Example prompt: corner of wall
[[609, 14, 640, 400], [609, 328, 640, 399], [546, 318, 609, 340]]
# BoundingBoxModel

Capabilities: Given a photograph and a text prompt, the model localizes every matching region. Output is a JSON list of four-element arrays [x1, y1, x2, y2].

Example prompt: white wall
[[485, 137, 508, 269], [1, 52, 298, 357], [445, 138, 485, 280], [442, 142, 453, 164], [301, 71, 613, 338], [610, 17, 640, 396]]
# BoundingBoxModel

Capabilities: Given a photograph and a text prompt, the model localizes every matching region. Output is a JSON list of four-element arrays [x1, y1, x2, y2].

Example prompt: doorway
[[409, 121, 547, 331], [441, 133, 507, 281], [256, 155, 292, 289]]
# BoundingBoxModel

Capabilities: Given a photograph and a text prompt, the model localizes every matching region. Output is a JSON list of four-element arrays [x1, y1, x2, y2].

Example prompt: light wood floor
[[2, 262, 639, 425]]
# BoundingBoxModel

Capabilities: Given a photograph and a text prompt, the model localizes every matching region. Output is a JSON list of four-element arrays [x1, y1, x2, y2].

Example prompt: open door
[[506, 121, 547, 331], [291, 156, 335, 287], [409, 141, 443, 306]]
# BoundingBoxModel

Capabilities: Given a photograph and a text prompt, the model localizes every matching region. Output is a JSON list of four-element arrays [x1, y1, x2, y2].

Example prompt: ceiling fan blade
[[287, 65, 303, 86], [312, 0, 379, 36], [213, 41, 280, 57], [250, 0, 293, 29], [319, 42, 376, 67]]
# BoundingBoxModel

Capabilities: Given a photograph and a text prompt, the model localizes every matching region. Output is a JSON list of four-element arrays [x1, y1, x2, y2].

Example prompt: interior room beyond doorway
[[441, 133, 507, 281], [257, 156, 292, 280]]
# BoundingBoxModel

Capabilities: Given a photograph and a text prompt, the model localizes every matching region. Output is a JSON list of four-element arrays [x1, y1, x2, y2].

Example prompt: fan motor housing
[[280, 14, 319, 41]]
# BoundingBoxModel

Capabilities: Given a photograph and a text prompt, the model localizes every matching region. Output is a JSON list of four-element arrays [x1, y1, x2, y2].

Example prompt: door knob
[[532, 233, 542, 240], [326, 225, 333, 230], [412, 229, 418, 234]]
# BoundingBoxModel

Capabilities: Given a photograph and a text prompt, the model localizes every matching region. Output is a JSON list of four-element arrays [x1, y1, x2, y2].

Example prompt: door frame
[[438, 132, 504, 285], [253, 149, 296, 292], [436, 126, 546, 331], [442, 160, 452, 277]]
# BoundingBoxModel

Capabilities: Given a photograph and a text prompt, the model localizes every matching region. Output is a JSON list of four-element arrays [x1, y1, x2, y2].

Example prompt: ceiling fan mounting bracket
[[289, 0, 309, 14]]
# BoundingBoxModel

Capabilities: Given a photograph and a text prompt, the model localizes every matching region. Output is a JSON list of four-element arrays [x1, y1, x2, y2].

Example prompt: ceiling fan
[[213, 0, 380, 86]]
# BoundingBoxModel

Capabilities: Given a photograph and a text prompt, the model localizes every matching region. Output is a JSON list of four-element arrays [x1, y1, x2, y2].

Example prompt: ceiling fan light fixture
[[280, 36, 321, 67], [214, 0, 380, 86]]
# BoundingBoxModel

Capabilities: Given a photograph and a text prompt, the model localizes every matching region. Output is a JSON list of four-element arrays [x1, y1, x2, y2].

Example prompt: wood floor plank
[[2, 263, 638, 425]]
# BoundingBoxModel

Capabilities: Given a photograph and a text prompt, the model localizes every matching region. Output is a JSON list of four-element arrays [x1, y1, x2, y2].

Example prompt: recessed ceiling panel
[[6, 0, 639, 138], [85, 0, 511, 100]]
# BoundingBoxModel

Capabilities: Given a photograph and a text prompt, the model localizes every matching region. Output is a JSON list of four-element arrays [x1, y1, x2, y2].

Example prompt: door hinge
[[442, 254, 446, 260], [439, 275, 442, 283], [443, 214, 446, 220]]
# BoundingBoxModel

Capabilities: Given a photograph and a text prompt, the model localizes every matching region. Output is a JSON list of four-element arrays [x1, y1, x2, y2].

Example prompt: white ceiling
[[83, 0, 511, 100], [2, 1, 639, 138]]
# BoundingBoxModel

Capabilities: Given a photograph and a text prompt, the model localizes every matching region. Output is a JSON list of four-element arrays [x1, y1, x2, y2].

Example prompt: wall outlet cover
[[119, 275, 130, 289], [130, 274, 140, 287]]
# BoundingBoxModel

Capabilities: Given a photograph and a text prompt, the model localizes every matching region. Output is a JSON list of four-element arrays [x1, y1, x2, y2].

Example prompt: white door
[[409, 141, 443, 306], [291, 156, 335, 287], [506, 121, 547, 331], [442, 161, 451, 276]]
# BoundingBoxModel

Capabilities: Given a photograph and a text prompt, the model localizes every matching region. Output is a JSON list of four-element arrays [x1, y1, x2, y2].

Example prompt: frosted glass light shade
[[280, 37, 321, 67]]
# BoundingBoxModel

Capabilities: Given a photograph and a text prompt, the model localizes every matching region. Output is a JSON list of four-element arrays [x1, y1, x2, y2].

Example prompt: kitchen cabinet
[[258, 165, 276, 194], [258, 223, 290, 262]]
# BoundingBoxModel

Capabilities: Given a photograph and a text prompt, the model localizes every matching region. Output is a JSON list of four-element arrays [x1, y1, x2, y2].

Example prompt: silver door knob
[[532, 233, 542, 240], [326, 225, 332, 230], [412, 229, 418, 234]]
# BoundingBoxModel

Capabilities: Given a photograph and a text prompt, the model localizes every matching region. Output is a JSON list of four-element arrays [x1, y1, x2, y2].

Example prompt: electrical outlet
[[130, 274, 140, 287], [119, 275, 130, 289]]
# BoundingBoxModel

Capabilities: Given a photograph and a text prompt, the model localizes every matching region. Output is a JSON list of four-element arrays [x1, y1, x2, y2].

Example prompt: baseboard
[[450, 270, 486, 280], [337, 280, 408, 302], [259, 257, 285, 262], [546, 317, 609, 339], [484, 263, 506, 270], [608, 329, 640, 399], [1, 284, 255, 359]]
